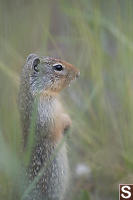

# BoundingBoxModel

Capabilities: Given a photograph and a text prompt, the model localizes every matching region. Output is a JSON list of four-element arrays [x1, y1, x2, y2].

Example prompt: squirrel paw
[[62, 113, 72, 135]]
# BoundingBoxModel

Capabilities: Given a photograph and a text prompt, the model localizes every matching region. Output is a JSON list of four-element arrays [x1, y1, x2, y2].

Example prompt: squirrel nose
[[76, 71, 80, 78]]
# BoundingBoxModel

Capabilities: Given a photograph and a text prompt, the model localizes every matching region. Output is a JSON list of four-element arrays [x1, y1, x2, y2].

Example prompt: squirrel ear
[[26, 53, 38, 62], [32, 58, 40, 68]]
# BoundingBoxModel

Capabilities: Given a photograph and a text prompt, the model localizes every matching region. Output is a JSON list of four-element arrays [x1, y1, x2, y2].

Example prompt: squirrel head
[[24, 54, 80, 96]]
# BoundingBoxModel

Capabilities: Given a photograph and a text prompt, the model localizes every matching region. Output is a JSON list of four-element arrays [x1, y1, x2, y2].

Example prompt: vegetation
[[0, 0, 133, 199]]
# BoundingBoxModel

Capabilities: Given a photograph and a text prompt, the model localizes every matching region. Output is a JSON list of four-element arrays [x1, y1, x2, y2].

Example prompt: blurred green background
[[0, 0, 133, 199]]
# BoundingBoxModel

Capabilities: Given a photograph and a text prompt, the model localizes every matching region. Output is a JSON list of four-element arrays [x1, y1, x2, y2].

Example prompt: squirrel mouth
[[68, 76, 78, 87]]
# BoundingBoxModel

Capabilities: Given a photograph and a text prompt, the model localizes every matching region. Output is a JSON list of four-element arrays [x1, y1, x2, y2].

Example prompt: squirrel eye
[[53, 64, 63, 71], [33, 58, 40, 72], [34, 65, 39, 72]]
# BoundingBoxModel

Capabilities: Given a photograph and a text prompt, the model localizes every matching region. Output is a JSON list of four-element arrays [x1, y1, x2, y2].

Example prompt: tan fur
[[52, 101, 72, 142]]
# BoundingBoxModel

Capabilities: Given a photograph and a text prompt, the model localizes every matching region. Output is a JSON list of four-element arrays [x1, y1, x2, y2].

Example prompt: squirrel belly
[[27, 141, 69, 200]]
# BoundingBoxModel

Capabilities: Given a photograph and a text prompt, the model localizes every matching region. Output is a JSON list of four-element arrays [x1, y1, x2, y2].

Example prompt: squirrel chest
[[36, 96, 64, 142]]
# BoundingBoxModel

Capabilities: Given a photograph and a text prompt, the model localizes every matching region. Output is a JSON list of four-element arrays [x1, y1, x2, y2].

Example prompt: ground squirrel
[[19, 54, 79, 200]]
